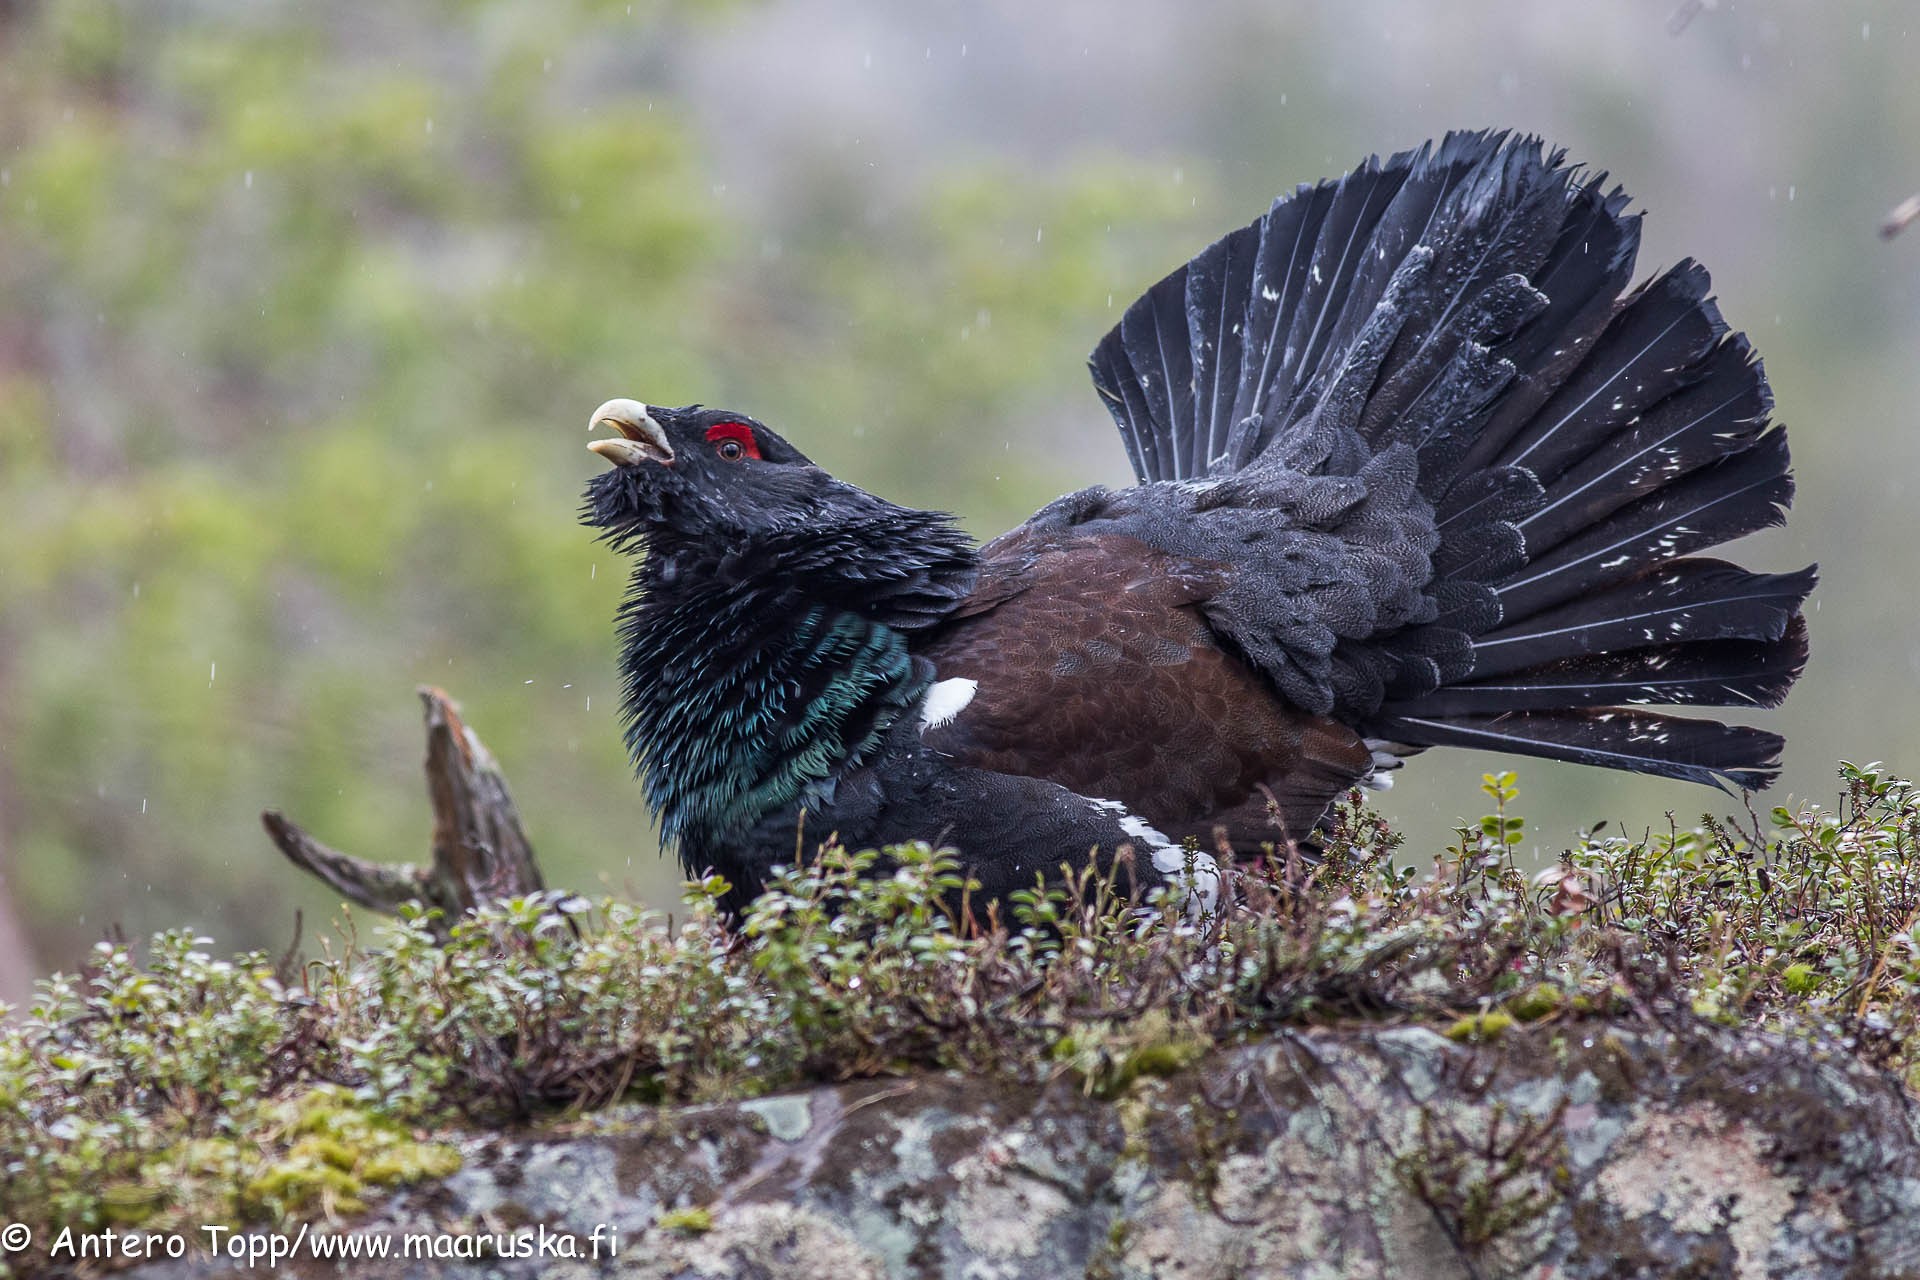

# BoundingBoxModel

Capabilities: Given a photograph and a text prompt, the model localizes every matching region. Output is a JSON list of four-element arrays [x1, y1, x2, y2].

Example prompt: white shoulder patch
[[919, 677, 978, 732]]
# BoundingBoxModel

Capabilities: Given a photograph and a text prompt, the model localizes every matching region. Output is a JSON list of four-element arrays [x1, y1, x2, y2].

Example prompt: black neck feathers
[[613, 496, 978, 867]]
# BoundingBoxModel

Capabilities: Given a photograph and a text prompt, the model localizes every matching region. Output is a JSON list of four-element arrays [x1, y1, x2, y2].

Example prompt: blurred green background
[[0, 0, 1912, 995]]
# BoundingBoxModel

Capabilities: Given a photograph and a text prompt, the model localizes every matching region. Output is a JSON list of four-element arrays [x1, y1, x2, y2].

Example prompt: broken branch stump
[[261, 686, 546, 936]]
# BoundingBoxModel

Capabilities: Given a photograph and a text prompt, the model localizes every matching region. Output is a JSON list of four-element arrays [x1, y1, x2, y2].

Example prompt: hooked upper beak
[[587, 398, 675, 467]]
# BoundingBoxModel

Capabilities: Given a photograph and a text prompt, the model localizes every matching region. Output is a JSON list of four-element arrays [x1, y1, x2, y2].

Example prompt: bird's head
[[581, 398, 826, 547]]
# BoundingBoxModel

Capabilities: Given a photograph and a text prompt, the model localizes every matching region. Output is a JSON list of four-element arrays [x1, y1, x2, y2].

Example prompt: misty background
[[1, 0, 1912, 996]]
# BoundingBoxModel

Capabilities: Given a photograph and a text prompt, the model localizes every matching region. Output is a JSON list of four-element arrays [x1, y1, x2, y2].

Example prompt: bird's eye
[[704, 422, 761, 462]]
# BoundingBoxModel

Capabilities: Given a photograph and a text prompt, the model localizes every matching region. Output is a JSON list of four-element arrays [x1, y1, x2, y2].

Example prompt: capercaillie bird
[[582, 131, 1813, 915]]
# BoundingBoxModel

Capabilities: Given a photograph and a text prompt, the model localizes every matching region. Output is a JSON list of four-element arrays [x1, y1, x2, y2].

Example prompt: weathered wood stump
[[261, 686, 546, 934]]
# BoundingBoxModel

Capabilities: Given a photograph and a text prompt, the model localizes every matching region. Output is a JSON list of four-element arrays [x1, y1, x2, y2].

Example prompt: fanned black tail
[[1090, 131, 1812, 790]]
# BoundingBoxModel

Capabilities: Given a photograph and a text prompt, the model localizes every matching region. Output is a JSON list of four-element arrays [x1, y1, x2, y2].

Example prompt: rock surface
[[120, 1023, 1920, 1280]]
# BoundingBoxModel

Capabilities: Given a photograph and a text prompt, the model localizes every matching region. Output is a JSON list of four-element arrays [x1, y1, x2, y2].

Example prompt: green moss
[[245, 1162, 367, 1219], [97, 1182, 164, 1225], [1054, 1011, 1212, 1100], [362, 1146, 465, 1186], [657, 1206, 714, 1234], [1445, 1012, 1518, 1043], [1085, 1215, 1136, 1280], [1504, 984, 1565, 1022], [235, 1089, 462, 1221]]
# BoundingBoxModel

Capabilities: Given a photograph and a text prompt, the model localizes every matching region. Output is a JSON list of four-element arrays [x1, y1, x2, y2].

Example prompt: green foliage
[[6, 764, 1920, 1263], [0, 0, 1207, 968], [1585, 760, 1920, 1052], [0, 938, 460, 1269], [1470, 770, 1527, 866]]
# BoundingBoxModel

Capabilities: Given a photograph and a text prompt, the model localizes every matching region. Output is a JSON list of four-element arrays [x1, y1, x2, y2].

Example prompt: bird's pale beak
[[588, 398, 675, 466]]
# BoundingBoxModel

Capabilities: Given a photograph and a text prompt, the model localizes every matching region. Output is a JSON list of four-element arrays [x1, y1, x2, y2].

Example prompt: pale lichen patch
[[1118, 1182, 1249, 1279], [949, 1141, 1073, 1261], [1595, 1105, 1798, 1279], [739, 1094, 813, 1143], [884, 1110, 944, 1184], [675, 1203, 887, 1279]]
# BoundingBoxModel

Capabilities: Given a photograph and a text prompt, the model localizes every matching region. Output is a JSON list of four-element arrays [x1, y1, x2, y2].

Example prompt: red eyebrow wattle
[[705, 422, 761, 459]]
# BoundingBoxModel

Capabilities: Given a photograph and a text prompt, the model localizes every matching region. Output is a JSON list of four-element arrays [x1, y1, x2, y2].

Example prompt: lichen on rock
[[113, 1023, 1920, 1280]]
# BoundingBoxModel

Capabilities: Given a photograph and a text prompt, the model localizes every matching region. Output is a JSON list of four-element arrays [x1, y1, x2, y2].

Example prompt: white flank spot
[[1120, 813, 1178, 853], [1362, 739, 1407, 792], [919, 677, 978, 732], [1099, 800, 1222, 917]]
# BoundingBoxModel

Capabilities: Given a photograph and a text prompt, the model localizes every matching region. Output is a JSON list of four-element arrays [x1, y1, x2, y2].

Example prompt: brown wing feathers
[[919, 530, 1373, 853]]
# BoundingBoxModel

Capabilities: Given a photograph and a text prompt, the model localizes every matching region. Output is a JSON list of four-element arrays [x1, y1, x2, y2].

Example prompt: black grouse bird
[[583, 131, 1813, 915]]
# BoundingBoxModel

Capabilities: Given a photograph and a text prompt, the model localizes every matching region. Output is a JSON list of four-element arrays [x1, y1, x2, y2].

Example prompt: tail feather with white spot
[[1361, 251, 1812, 790], [1089, 131, 1812, 791]]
